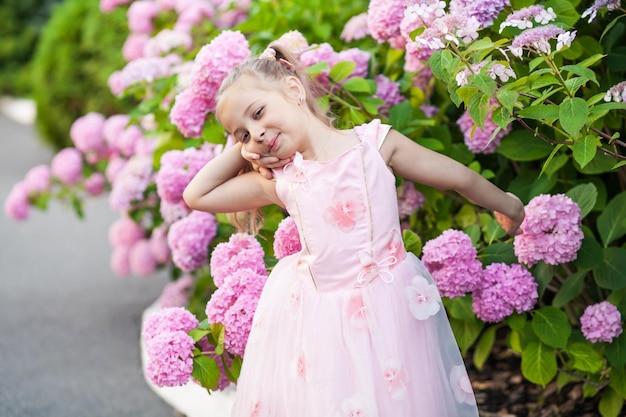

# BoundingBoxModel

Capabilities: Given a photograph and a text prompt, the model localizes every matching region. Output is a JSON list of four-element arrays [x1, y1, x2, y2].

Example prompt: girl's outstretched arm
[[381, 129, 525, 235], [183, 142, 281, 213]]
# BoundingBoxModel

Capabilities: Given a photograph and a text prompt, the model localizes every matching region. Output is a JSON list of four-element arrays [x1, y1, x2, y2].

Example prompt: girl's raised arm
[[381, 129, 525, 235], [183, 142, 281, 214]]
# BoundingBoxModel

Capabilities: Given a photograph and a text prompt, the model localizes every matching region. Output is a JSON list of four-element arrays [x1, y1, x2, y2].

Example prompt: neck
[[302, 122, 334, 161]]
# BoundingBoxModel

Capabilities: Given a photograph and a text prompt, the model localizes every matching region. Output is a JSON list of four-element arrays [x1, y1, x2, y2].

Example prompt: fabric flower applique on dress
[[405, 275, 441, 320], [283, 152, 311, 190], [343, 291, 368, 329], [449, 365, 476, 406], [383, 229, 406, 269], [323, 188, 367, 232], [356, 251, 395, 287], [248, 400, 270, 417], [334, 394, 374, 417], [382, 358, 409, 401], [289, 349, 309, 381]]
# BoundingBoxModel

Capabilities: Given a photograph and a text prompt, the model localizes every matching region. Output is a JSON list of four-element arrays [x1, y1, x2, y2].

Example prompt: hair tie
[[259, 46, 296, 72]]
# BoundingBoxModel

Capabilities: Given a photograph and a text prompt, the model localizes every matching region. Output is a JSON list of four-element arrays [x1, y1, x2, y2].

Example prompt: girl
[[184, 44, 525, 417]]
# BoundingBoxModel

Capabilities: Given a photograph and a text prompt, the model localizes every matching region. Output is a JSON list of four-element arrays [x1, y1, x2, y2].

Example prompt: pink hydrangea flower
[[169, 89, 212, 138], [109, 215, 145, 248], [84, 172, 106, 196], [108, 155, 153, 211], [108, 56, 179, 96], [4, 181, 29, 220], [335, 48, 370, 78], [449, 0, 510, 29], [105, 156, 127, 184], [221, 291, 260, 356], [103, 114, 131, 150], [167, 210, 217, 271], [299, 43, 338, 90], [580, 301, 623, 343], [499, 5, 556, 33], [143, 29, 193, 57], [160, 200, 190, 225], [110, 246, 131, 277], [456, 105, 511, 154], [210, 233, 267, 287], [159, 275, 194, 308], [205, 268, 267, 324], [144, 330, 195, 387], [367, 0, 405, 43], [51, 148, 83, 185], [396, 181, 424, 218], [127, 0, 160, 34], [514, 194, 583, 266], [174, 0, 216, 33], [129, 239, 158, 277], [24, 164, 51, 194], [122, 32, 149, 61], [341, 12, 370, 42], [274, 30, 309, 54], [374, 74, 405, 115], [509, 25, 576, 57], [472, 263, 538, 323], [156, 144, 216, 204], [99, 0, 133, 13], [604, 81, 626, 103], [70, 112, 107, 157], [149, 225, 171, 264], [273, 216, 302, 259], [422, 229, 483, 298], [188, 30, 250, 112], [143, 306, 200, 339]]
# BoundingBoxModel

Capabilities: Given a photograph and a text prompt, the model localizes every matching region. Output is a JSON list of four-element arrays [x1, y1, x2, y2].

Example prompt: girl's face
[[217, 74, 307, 159]]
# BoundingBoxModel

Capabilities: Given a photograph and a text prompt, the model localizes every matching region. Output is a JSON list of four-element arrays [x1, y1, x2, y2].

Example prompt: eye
[[241, 131, 250, 143], [253, 107, 264, 120]]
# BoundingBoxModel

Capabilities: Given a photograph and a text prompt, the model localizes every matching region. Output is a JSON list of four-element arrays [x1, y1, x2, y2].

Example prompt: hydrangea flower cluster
[[422, 229, 483, 298], [170, 30, 251, 137], [340, 12, 370, 43], [374, 74, 406, 115], [396, 182, 425, 219], [367, 0, 405, 44], [472, 263, 538, 323], [580, 301, 623, 343], [206, 233, 268, 356], [456, 102, 512, 154], [449, 0, 510, 29], [142, 307, 199, 387], [581, 0, 621, 23], [499, 5, 556, 33], [509, 25, 576, 58], [273, 216, 302, 259], [155, 144, 218, 205], [108, 215, 162, 277], [299, 41, 371, 91], [514, 194, 583, 266], [167, 210, 218, 271], [159, 274, 195, 308], [604, 81, 626, 103]]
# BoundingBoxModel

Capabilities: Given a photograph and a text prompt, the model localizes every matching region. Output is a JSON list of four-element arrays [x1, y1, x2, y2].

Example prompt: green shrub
[[0, 0, 63, 96], [31, 0, 133, 149]]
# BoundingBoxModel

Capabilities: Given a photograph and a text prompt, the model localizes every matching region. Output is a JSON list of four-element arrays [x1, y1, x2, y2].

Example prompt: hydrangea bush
[[4, 0, 626, 414]]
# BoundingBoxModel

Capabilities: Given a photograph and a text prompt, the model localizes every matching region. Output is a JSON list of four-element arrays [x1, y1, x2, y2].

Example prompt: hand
[[241, 146, 293, 180], [494, 193, 525, 236]]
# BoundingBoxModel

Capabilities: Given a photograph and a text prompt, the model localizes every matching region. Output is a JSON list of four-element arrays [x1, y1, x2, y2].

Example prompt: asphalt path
[[0, 111, 177, 417]]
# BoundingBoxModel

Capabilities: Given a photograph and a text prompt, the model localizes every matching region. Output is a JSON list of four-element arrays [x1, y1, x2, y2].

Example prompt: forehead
[[216, 75, 282, 130]]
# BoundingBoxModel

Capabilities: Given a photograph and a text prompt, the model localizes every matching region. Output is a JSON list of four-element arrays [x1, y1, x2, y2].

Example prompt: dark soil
[[468, 343, 601, 417]]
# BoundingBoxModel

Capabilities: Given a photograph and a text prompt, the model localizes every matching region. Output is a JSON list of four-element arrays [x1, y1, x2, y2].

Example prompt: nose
[[250, 123, 265, 143]]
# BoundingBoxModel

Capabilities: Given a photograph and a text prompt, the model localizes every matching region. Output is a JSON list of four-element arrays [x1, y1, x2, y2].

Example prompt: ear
[[284, 76, 306, 101]]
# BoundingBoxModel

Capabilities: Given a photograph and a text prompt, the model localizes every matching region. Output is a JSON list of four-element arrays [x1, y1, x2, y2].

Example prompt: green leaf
[[506, 313, 528, 332], [593, 247, 626, 290], [473, 326, 496, 370], [484, 218, 507, 244], [388, 101, 413, 132], [606, 333, 626, 368], [517, 104, 560, 120], [468, 93, 490, 128], [521, 341, 557, 387], [192, 355, 220, 390], [477, 242, 517, 265], [531, 306, 571, 349], [469, 73, 497, 96], [609, 367, 626, 399], [559, 97, 589, 139], [428, 50, 446, 81], [342, 77, 372, 94], [572, 135, 597, 169], [552, 271, 586, 308], [188, 328, 210, 343], [449, 316, 484, 355], [561, 64, 598, 85], [402, 229, 422, 257], [328, 61, 355, 83], [599, 387, 624, 417], [597, 191, 626, 246], [566, 342, 603, 373], [566, 183, 597, 218], [497, 130, 554, 161], [572, 233, 604, 270]]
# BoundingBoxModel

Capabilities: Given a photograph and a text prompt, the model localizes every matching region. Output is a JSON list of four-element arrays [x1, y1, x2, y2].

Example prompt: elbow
[[182, 186, 200, 211]]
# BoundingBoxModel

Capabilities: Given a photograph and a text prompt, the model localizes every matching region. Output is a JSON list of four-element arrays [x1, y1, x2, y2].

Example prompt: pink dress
[[230, 120, 479, 417]]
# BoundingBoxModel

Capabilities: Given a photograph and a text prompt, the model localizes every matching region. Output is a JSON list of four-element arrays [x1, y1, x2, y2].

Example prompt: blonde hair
[[217, 43, 334, 234]]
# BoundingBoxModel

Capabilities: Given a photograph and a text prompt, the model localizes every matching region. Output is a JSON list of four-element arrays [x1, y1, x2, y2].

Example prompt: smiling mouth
[[268, 134, 279, 153]]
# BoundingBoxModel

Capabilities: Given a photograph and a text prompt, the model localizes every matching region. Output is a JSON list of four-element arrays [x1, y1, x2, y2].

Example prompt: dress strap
[[353, 119, 393, 150]]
